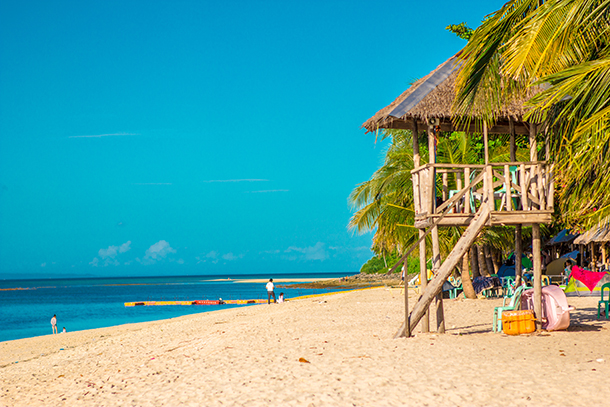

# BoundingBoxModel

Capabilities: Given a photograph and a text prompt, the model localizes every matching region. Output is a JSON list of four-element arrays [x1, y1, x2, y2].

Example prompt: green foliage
[[360, 253, 420, 275], [446, 22, 474, 40], [454, 0, 610, 228]]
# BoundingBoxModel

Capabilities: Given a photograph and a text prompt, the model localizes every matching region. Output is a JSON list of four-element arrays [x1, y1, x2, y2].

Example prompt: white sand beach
[[1, 287, 609, 406]]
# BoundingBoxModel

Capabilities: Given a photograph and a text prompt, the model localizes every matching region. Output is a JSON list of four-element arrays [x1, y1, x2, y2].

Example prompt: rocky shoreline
[[279, 272, 403, 289]]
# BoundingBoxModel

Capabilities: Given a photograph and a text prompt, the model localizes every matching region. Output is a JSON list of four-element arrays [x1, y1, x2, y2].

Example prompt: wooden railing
[[411, 161, 554, 218]]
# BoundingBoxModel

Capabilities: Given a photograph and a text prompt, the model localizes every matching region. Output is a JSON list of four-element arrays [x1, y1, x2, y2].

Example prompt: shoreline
[[2, 287, 609, 406]]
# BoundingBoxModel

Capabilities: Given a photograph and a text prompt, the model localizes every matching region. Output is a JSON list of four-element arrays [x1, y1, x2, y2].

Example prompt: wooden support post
[[533, 224, 543, 331], [510, 118, 522, 286], [403, 259, 410, 337], [484, 122, 494, 212], [515, 226, 523, 286], [442, 172, 448, 202], [432, 225, 445, 333], [590, 243, 597, 272], [428, 121, 444, 332], [529, 123, 538, 203], [602, 244, 607, 269], [504, 164, 512, 211], [509, 118, 516, 162], [464, 167, 471, 214], [412, 120, 421, 214], [419, 229, 429, 333]]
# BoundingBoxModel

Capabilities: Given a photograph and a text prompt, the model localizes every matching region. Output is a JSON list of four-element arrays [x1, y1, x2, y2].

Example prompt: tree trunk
[[491, 248, 500, 275], [471, 246, 481, 278], [477, 245, 490, 277], [483, 245, 495, 276], [461, 253, 477, 299]]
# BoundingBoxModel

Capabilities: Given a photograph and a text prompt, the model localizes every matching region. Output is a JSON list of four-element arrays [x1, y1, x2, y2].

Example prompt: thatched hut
[[574, 223, 610, 271], [362, 52, 536, 136], [362, 52, 554, 337]]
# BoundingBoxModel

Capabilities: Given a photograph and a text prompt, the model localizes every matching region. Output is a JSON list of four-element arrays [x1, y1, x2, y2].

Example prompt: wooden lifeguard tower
[[362, 53, 554, 336]]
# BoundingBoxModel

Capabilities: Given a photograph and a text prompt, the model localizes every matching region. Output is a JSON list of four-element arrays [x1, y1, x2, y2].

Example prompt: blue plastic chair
[[493, 285, 526, 332], [598, 283, 610, 320]]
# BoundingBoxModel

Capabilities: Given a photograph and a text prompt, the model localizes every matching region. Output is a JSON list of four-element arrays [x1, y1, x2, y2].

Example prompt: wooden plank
[[520, 163, 529, 210], [490, 211, 552, 225], [442, 172, 448, 201], [395, 204, 491, 338], [537, 164, 546, 210], [373, 119, 531, 135]]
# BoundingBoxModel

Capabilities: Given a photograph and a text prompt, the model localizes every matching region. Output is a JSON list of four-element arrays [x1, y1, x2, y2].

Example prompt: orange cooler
[[502, 310, 536, 335]]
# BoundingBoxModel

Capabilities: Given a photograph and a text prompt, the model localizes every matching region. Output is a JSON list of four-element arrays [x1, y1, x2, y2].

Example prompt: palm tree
[[454, 0, 610, 228]]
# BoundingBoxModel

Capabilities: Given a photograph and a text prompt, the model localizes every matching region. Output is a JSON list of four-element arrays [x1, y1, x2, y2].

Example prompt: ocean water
[[0, 273, 347, 343]]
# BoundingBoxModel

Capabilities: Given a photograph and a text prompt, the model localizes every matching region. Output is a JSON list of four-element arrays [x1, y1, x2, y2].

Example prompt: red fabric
[[570, 266, 607, 292]]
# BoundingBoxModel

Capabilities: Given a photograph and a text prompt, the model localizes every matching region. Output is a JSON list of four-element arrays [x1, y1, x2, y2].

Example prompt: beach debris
[[596, 358, 604, 363], [299, 357, 310, 363]]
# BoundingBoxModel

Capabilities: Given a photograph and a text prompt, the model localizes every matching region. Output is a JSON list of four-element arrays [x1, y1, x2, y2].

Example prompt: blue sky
[[0, 0, 506, 278]]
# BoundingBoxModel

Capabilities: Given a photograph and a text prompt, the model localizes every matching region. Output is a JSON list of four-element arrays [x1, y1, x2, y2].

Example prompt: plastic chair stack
[[492, 285, 526, 332]]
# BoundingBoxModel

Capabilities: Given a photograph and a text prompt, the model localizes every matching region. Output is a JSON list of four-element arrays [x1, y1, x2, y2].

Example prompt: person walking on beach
[[266, 278, 276, 304], [50, 314, 57, 334]]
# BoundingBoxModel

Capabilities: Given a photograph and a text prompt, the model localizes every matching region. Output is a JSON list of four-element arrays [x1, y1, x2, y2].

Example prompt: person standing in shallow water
[[266, 278, 276, 304], [50, 314, 57, 334]]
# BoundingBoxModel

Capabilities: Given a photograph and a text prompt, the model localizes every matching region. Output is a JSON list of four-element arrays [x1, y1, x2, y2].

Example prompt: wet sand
[[1, 287, 609, 406]]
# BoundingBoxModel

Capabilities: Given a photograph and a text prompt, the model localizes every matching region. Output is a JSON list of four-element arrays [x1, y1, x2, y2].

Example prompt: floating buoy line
[[124, 286, 378, 307]]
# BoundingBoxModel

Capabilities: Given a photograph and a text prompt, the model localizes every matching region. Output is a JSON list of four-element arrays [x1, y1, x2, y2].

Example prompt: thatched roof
[[574, 224, 610, 245], [362, 52, 536, 135]]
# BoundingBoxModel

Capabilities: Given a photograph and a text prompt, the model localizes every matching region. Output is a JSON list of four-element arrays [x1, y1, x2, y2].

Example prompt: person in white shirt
[[50, 314, 57, 334], [278, 292, 284, 303], [266, 278, 276, 304]]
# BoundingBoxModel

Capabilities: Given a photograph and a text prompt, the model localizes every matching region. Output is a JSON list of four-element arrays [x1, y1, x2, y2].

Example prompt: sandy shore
[[1, 288, 609, 406]]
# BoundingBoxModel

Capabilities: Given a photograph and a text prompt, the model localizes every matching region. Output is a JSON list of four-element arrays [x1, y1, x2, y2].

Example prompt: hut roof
[[362, 52, 537, 134], [574, 224, 610, 245], [547, 229, 579, 246]]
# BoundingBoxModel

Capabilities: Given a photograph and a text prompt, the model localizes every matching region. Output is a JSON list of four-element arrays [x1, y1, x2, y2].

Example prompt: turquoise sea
[[0, 272, 347, 343]]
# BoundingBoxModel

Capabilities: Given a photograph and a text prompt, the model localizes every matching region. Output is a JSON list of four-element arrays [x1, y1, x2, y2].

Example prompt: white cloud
[[206, 251, 218, 259], [139, 240, 176, 265], [69, 132, 138, 139], [201, 179, 269, 183], [40, 262, 47, 267], [285, 242, 328, 261], [132, 183, 172, 185], [91, 241, 131, 267]]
